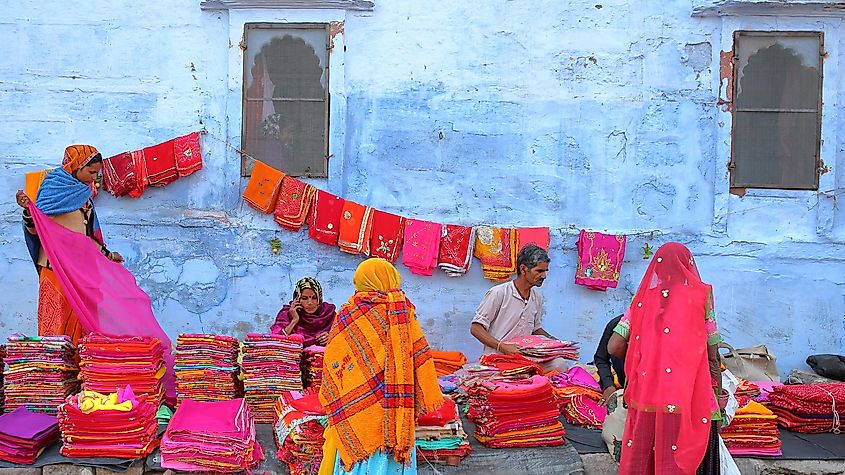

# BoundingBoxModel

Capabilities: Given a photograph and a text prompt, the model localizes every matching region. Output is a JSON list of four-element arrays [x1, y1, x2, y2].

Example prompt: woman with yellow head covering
[[15, 145, 124, 344], [318, 258, 444, 475]]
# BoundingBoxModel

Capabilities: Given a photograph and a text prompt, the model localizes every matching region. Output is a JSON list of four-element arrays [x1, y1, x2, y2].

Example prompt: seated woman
[[270, 277, 336, 347]]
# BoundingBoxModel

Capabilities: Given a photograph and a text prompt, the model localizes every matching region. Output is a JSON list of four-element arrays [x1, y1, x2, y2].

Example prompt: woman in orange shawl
[[318, 258, 444, 475]]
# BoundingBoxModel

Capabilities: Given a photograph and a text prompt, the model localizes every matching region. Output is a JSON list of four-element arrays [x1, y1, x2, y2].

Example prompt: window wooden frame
[[729, 30, 824, 190], [241, 22, 331, 177]]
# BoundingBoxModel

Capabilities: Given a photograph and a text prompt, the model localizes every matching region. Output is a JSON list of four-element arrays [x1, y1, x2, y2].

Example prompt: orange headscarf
[[62, 145, 100, 173]]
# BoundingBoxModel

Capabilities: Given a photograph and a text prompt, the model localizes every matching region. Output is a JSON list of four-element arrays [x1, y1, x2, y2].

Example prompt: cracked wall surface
[[0, 0, 843, 374]]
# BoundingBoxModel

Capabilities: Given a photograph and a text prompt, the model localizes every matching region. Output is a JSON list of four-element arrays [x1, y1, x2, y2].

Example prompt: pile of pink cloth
[[0, 408, 60, 464], [57, 386, 159, 458], [467, 375, 565, 448], [161, 398, 263, 472], [78, 334, 166, 406], [3, 335, 79, 414], [548, 367, 607, 429], [302, 346, 324, 390], [768, 383, 845, 433], [241, 334, 304, 423], [503, 335, 580, 363]]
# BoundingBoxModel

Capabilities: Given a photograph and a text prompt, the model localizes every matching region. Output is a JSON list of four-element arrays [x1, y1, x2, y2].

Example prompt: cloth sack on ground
[[600, 389, 626, 462], [720, 342, 780, 382], [806, 354, 845, 382]]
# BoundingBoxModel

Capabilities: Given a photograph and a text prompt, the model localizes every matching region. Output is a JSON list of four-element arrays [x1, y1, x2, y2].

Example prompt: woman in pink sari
[[608, 243, 723, 475], [271, 277, 336, 347]]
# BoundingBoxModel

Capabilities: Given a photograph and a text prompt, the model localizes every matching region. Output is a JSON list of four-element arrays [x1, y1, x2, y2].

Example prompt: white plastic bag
[[722, 369, 740, 425], [718, 435, 741, 475]]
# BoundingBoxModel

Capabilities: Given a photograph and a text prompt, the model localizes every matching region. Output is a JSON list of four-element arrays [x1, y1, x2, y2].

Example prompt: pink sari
[[29, 204, 176, 404], [401, 219, 442, 276], [619, 243, 716, 475], [574, 230, 626, 291]]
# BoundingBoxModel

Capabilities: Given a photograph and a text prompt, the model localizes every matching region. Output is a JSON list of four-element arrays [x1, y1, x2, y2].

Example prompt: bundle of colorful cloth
[[735, 379, 762, 399], [101, 132, 203, 198], [467, 375, 565, 448], [241, 334, 304, 423], [503, 335, 580, 363], [768, 383, 845, 433], [548, 367, 607, 429], [161, 398, 263, 472], [430, 350, 467, 377], [415, 397, 471, 466], [478, 353, 544, 378], [273, 389, 326, 475], [721, 401, 781, 457], [174, 334, 241, 403], [3, 335, 79, 414], [78, 334, 166, 405], [0, 344, 5, 411], [0, 407, 60, 464], [302, 346, 324, 390], [57, 386, 158, 458]]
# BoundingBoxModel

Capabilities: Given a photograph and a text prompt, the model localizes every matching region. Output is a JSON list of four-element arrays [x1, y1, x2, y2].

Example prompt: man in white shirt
[[470, 244, 568, 373]]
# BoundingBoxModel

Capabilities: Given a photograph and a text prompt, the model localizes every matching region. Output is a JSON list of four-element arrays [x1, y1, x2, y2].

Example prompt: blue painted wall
[[0, 0, 843, 375]]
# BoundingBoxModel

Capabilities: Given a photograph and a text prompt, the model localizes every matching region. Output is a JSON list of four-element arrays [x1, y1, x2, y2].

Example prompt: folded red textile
[[307, 190, 345, 246], [102, 152, 139, 197], [173, 132, 203, 177], [368, 210, 405, 263]]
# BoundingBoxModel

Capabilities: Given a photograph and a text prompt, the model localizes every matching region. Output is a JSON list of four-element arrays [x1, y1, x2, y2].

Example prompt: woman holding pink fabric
[[608, 243, 723, 475]]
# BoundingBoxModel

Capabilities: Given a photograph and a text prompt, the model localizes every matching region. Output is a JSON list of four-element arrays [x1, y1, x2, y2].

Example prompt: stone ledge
[[692, 0, 845, 17], [200, 0, 374, 11]]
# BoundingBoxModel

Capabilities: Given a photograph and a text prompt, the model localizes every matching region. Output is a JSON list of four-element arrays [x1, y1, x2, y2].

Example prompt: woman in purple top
[[270, 277, 336, 347]]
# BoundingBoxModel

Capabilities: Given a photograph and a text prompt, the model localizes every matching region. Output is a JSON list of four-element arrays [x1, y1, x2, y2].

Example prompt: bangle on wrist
[[496, 341, 501, 352]]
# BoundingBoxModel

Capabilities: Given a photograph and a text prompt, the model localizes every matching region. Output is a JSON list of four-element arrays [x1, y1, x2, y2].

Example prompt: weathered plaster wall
[[0, 0, 842, 374]]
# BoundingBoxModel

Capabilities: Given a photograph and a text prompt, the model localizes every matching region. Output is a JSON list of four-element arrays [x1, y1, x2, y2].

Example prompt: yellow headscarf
[[352, 258, 401, 292]]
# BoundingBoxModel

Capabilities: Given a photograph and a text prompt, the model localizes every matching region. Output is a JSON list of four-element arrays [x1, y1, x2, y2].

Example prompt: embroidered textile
[[243, 161, 286, 213], [307, 190, 345, 246], [367, 210, 405, 263], [319, 259, 443, 471], [142, 140, 179, 186], [437, 225, 475, 277], [274, 176, 316, 231], [173, 132, 203, 177], [337, 201, 373, 255], [574, 230, 626, 291], [473, 227, 517, 282], [401, 219, 442, 276], [129, 150, 148, 198], [102, 152, 139, 197], [516, 227, 550, 251]]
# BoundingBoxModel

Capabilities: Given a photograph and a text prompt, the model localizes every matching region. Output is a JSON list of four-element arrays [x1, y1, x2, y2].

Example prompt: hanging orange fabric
[[243, 161, 286, 213], [337, 200, 373, 255]]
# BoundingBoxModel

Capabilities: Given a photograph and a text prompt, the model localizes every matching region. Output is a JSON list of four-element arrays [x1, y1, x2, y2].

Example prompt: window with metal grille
[[242, 23, 329, 177], [730, 31, 823, 190]]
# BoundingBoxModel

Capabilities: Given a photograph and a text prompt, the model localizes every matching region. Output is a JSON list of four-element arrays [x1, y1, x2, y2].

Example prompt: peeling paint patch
[[329, 21, 344, 50], [718, 49, 734, 110]]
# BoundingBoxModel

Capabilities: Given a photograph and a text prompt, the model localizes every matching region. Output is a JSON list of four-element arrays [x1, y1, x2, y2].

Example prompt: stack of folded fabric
[[241, 334, 304, 423], [3, 335, 79, 414], [735, 379, 762, 400], [174, 334, 241, 403], [302, 346, 324, 390], [273, 390, 326, 475], [162, 398, 262, 472], [0, 407, 60, 464], [430, 350, 467, 377], [415, 398, 471, 466], [467, 375, 565, 448], [548, 367, 607, 429], [478, 353, 544, 378], [721, 401, 781, 457], [503, 335, 580, 363], [768, 383, 845, 433], [78, 334, 166, 406], [0, 344, 5, 411], [57, 386, 159, 458]]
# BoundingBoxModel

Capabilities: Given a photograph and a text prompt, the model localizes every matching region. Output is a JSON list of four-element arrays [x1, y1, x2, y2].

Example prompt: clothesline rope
[[199, 129, 845, 239]]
